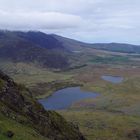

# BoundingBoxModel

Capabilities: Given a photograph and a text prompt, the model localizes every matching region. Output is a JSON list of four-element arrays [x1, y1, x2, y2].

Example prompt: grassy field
[[59, 110, 140, 140], [0, 60, 73, 87], [57, 65, 140, 140], [0, 58, 140, 140], [0, 113, 49, 140]]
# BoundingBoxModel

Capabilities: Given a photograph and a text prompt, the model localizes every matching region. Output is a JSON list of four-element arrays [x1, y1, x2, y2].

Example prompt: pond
[[101, 75, 123, 84], [38, 87, 99, 110]]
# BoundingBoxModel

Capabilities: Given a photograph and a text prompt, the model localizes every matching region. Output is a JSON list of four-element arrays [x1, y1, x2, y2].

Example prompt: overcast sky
[[0, 0, 140, 44]]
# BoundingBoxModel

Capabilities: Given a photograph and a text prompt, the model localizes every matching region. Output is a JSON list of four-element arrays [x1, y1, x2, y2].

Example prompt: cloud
[[0, 0, 140, 44], [0, 10, 83, 30]]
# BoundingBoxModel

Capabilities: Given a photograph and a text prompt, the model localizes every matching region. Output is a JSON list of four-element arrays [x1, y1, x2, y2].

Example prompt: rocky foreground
[[0, 70, 85, 140]]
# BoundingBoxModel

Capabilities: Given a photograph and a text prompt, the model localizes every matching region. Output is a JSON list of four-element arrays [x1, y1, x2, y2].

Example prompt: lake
[[101, 75, 123, 84], [38, 87, 99, 110]]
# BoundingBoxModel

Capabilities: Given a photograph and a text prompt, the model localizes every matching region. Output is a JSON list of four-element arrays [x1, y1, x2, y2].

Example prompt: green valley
[[0, 31, 140, 140]]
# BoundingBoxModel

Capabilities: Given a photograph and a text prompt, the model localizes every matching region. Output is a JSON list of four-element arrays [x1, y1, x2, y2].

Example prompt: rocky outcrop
[[0, 70, 86, 140]]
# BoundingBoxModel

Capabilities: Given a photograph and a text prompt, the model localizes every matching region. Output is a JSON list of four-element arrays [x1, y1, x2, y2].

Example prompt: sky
[[0, 0, 140, 44]]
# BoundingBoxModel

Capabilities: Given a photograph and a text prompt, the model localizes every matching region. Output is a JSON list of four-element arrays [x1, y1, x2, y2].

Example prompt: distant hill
[[52, 34, 140, 54], [51, 34, 90, 52], [0, 30, 140, 71], [0, 31, 70, 69], [90, 43, 140, 54]]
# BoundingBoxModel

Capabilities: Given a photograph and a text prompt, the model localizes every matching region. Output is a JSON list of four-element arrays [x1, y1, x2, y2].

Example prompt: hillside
[[91, 43, 140, 54], [0, 31, 70, 69], [53, 34, 140, 54], [0, 30, 140, 72], [0, 70, 85, 140]]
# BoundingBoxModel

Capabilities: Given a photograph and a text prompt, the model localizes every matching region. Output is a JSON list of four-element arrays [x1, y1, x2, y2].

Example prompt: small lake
[[38, 87, 99, 110], [101, 75, 123, 84]]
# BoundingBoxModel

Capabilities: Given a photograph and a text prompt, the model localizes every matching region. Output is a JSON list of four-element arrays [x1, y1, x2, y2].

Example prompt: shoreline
[[35, 80, 83, 99]]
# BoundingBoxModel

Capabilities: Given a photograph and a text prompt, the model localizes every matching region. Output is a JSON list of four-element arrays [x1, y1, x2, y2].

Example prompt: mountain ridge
[[0, 31, 70, 69], [51, 34, 140, 53], [0, 30, 140, 71]]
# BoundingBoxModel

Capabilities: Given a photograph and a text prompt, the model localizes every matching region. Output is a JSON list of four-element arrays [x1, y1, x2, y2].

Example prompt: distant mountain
[[14, 31, 66, 50], [51, 34, 90, 52], [90, 43, 140, 54], [52, 34, 140, 54], [0, 31, 70, 69], [0, 30, 140, 71]]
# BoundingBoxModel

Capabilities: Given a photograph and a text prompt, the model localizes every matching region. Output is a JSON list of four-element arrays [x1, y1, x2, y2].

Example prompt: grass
[[0, 58, 140, 140], [13, 72, 72, 87], [0, 113, 49, 140], [74, 76, 140, 115], [0, 79, 5, 90], [89, 55, 129, 64], [59, 110, 140, 140], [58, 65, 140, 140], [88, 55, 140, 66], [0, 60, 73, 87]]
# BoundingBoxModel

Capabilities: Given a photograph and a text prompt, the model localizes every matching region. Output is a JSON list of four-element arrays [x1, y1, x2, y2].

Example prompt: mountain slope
[[52, 34, 140, 54], [14, 31, 66, 50], [91, 43, 140, 54], [0, 30, 140, 71], [51, 34, 90, 52], [0, 31, 70, 69], [0, 70, 85, 140]]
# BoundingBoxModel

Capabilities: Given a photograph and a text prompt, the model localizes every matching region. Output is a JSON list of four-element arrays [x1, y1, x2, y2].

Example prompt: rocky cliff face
[[0, 70, 85, 140]]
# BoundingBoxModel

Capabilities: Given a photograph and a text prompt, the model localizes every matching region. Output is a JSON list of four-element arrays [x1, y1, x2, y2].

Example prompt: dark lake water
[[101, 75, 123, 84], [38, 87, 99, 110]]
